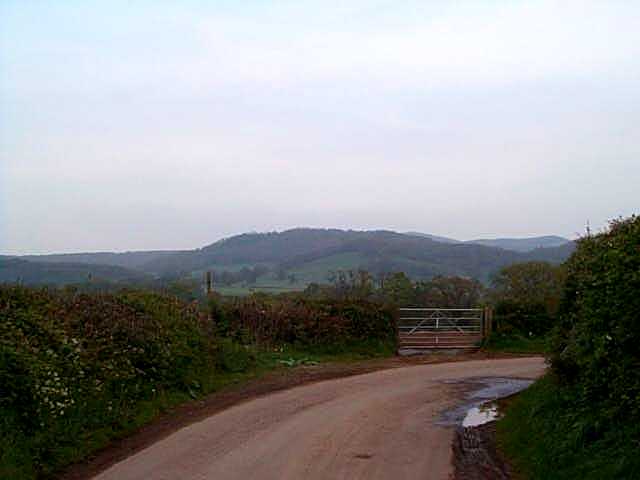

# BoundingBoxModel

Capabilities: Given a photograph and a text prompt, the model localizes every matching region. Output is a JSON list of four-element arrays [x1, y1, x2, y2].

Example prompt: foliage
[[498, 215, 640, 479], [378, 272, 414, 304], [414, 275, 483, 308], [214, 295, 397, 351], [550, 215, 640, 423], [311, 270, 485, 308], [0, 286, 218, 478], [326, 269, 377, 300], [490, 261, 565, 335]]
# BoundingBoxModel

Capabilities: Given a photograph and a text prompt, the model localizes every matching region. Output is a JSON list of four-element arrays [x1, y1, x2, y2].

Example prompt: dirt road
[[93, 357, 544, 480]]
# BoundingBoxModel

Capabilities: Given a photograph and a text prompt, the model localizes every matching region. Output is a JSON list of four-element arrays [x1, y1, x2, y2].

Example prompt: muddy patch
[[452, 422, 513, 480], [439, 377, 533, 479]]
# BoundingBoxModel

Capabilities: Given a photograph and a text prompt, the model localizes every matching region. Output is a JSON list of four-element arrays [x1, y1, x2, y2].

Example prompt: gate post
[[483, 306, 493, 339]]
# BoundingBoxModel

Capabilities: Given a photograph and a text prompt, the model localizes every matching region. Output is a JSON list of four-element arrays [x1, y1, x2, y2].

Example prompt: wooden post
[[483, 306, 493, 339], [205, 271, 213, 295], [488, 307, 494, 335], [483, 306, 488, 338]]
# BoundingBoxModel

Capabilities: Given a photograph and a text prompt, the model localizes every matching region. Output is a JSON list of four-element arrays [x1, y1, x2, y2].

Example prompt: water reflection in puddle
[[462, 403, 499, 427], [438, 377, 533, 427]]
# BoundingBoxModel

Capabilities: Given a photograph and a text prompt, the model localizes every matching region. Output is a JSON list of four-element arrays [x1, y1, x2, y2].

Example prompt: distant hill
[[403, 232, 460, 244], [7, 229, 576, 288], [138, 229, 575, 283], [405, 232, 571, 252], [0, 257, 149, 286], [467, 235, 571, 252], [22, 250, 181, 269]]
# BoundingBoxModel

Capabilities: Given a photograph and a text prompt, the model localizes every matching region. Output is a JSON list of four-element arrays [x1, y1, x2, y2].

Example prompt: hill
[[405, 232, 572, 252], [0, 257, 149, 285], [139, 229, 575, 285], [403, 232, 460, 244], [22, 250, 181, 269], [467, 235, 571, 252], [7, 229, 576, 290]]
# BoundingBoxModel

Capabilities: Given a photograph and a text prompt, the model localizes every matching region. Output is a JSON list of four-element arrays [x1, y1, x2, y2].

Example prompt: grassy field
[[206, 252, 367, 296]]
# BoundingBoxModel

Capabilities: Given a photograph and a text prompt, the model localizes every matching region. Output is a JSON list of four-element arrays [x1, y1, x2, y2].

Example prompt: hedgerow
[[499, 215, 640, 479], [551, 215, 640, 422], [0, 286, 217, 478], [1, 286, 397, 479], [214, 295, 397, 350]]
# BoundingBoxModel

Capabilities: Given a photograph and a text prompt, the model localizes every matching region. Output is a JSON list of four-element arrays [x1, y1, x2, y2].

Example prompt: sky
[[1, 0, 639, 254]]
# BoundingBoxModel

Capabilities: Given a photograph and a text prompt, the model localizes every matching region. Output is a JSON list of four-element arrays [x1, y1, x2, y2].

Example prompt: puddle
[[462, 403, 499, 427], [437, 377, 533, 427]]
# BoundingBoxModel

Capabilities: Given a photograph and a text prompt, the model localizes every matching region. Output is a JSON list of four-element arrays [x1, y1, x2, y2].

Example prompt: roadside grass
[[497, 376, 640, 480], [482, 332, 547, 354]]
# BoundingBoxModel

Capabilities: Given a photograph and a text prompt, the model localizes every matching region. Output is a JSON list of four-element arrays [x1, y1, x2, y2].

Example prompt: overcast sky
[[1, 0, 639, 254]]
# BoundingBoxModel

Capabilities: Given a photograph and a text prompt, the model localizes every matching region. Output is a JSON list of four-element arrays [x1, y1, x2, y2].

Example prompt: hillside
[[468, 235, 571, 252], [22, 250, 181, 269], [405, 232, 572, 252], [7, 229, 575, 289], [139, 229, 574, 285], [0, 257, 149, 285]]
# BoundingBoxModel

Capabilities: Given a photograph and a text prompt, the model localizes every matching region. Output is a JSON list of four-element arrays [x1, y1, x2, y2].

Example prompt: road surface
[[94, 357, 545, 480]]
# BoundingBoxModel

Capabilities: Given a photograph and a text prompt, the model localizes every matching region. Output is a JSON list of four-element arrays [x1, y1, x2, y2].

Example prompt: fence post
[[483, 306, 488, 338], [483, 306, 493, 339]]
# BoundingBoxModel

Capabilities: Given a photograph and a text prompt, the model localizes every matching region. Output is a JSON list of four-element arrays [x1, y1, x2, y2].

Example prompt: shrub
[[550, 215, 640, 422], [213, 296, 397, 351], [0, 286, 217, 478]]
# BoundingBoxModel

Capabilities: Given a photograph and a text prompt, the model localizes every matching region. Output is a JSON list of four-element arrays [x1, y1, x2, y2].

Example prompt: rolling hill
[[139, 229, 575, 283], [0, 257, 149, 286], [405, 232, 572, 252], [5, 229, 576, 288], [467, 235, 571, 252]]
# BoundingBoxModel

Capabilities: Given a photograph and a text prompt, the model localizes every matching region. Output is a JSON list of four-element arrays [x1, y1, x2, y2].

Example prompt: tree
[[415, 276, 484, 308], [378, 272, 414, 305], [490, 261, 565, 334]]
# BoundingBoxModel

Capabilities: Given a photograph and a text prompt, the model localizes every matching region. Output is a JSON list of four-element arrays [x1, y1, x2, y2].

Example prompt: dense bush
[[214, 295, 397, 351], [498, 215, 640, 479], [551, 215, 640, 422], [1, 286, 398, 478], [0, 286, 217, 478]]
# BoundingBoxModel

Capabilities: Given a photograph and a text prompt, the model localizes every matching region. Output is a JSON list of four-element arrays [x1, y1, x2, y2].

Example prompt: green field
[[207, 252, 368, 296]]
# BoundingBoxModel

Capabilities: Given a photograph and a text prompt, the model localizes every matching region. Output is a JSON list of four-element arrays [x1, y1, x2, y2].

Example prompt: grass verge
[[496, 375, 640, 480], [482, 332, 546, 354]]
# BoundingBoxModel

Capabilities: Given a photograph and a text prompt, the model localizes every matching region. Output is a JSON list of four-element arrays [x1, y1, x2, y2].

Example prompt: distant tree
[[491, 261, 565, 315], [490, 261, 565, 334], [415, 276, 484, 308], [327, 269, 375, 300], [378, 272, 414, 305]]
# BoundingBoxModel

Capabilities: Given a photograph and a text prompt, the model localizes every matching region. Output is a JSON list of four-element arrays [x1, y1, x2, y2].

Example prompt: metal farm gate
[[397, 308, 491, 352]]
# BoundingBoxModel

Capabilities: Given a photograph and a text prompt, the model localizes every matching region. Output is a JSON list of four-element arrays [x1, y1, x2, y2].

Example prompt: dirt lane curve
[[94, 357, 545, 480]]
